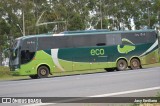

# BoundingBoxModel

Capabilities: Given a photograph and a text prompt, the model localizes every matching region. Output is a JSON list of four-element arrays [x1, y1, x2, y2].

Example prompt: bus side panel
[[58, 48, 91, 71], [58, 46, 118, 71], [19, 50, 55, 75], [57, 42, 158, 71]]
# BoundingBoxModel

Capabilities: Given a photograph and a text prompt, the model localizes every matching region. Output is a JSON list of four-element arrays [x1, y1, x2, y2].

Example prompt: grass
[[143, 63, 160, 68], [0, 66, 28, 80], [0, 66, 11, 78], [0, 62, 160, 81]]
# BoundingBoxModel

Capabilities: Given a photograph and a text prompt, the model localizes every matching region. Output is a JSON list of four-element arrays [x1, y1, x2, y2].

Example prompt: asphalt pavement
[[0, 67, 160, 105]]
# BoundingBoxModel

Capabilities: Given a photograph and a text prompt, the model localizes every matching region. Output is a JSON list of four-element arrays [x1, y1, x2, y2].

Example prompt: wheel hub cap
[[41, 69, 46, 75]]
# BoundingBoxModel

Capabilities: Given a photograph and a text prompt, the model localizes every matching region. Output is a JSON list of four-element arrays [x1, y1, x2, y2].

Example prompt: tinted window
[[72, 35, 92, 47], [121, 31, 156, 44], [72, 34, 106, 47], [90, 34, 106, 46], [21, 50, 35, 64], [146, 31, 157, 42], [38, 36, 72, 50], [106, 34, 122, 45], [37, 34, 123, 50], [21, 38, 37, 52]]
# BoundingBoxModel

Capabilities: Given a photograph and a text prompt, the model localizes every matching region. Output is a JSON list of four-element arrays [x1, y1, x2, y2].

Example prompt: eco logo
[[90, 49, 105, 56], [117, 38, 135, 54]]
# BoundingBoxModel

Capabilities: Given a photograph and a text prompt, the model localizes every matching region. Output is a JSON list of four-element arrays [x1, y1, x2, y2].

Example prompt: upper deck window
[[121, 31, 157, 44]]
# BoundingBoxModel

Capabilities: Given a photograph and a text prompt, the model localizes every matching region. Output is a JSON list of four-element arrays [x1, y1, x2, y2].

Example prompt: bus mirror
[[13, 49, 16, 57]]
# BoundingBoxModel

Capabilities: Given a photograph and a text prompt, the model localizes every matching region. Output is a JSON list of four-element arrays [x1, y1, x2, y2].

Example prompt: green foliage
[[0, 19, 10, 55], [68, 13, 85, 30], [0, 66, 11, 77], [0, 0, 159, 35], [0, 66, 29, 80], [156, 92, 160, 97], [0, 0, 160, 59]]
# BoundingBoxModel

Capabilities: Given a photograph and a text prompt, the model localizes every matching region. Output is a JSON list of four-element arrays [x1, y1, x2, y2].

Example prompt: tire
[[105, 68, 115, 72], [37, 66, 49, 78], [117, 59, 127, 71], [29, 75, 38, 79], [130, 58, 141, 70]]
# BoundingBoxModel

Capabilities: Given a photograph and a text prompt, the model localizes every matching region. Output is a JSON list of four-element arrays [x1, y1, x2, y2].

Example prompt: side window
[[72, 34, 122, 47], [38, 37, 54, 50], [146, 32, 157, 43], [106, 34, 122, 46], [21, 50, 35, 64], [90, 34, 106, 46], [53, 36, 72, 48], [38, 36, 72, 50], [21, 38, 37, 52], [64, 36, 73, 48], [72, 34, 106, 47], [72, 35, 91, 47], [121, 32, 157, 45]]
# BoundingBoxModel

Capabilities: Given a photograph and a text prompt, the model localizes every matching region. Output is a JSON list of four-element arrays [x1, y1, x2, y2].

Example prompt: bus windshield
[[9, 39, 20, 69]]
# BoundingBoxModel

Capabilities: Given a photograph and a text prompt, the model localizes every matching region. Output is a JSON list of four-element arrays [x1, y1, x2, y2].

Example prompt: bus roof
[[19, 29, 156, 40], [62, 29, 156, 36], [63, 29, 110, 34]]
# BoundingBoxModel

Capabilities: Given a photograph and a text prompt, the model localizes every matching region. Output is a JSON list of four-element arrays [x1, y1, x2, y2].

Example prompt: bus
[[9, 29, 159, 79]]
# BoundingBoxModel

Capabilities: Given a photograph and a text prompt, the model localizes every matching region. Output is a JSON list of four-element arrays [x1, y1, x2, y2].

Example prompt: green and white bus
[[9, 29, 159, 79]]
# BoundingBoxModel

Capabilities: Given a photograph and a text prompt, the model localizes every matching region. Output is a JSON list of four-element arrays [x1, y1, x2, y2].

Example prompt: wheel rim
[[117, 60, 127, 71], [40, 69, 47, 76], [119, 62, 125, 69], [132, 61, 138, 67], [131, 59, 140, 69]]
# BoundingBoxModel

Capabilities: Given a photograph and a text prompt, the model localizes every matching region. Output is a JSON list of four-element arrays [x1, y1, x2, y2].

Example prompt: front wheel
[[117, 59, 127, 71], [37, 66, 49, 78], [130, 58, 141, 70]]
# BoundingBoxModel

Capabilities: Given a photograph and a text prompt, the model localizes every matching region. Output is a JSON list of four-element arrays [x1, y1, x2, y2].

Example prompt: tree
[[0, 0, 160, 64], [0, 19, 10, 66]]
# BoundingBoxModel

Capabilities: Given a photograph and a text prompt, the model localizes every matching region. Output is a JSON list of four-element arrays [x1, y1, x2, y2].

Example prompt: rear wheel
[[29, 75, 38, 79], [37, 66, 49, 78], [130, 58, 141, 70], [117, 59, 127, 71]]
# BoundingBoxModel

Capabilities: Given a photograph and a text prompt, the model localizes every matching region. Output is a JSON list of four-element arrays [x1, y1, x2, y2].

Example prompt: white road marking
[[22, 86, 160, 106], [22, 103, 55, 106], [88, 86, 160, 97]]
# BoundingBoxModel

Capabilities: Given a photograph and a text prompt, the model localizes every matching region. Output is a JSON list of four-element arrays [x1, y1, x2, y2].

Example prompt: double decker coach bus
[[9, 29, 159, 79]]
